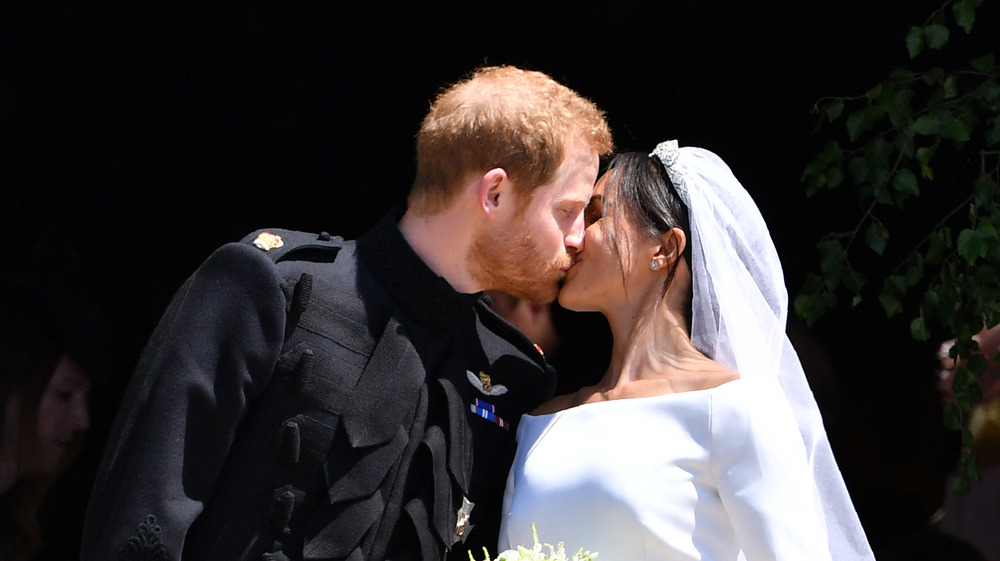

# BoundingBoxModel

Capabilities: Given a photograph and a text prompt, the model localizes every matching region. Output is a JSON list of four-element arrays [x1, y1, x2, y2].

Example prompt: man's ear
[[478, 167, 510, 218]]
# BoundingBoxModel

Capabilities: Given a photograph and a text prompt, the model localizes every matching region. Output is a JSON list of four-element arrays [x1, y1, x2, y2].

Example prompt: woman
[[499, 141, 874, 560], [1, 300, 92, 561]]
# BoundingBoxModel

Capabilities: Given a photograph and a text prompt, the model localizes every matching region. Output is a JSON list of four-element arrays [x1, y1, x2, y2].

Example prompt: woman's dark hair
[[601, 151, 692, 279], [600, 151, 694, 324]]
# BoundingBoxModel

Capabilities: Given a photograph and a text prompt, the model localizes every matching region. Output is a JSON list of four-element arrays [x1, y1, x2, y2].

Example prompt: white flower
[[470, 525, 598, 561]]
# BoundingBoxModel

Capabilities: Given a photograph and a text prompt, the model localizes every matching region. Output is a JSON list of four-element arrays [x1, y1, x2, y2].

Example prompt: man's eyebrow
[[555, 194, 590, 206]]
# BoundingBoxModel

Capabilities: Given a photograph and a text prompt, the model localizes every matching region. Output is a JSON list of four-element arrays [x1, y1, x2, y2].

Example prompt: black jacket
[[82, 213, 556, 560]]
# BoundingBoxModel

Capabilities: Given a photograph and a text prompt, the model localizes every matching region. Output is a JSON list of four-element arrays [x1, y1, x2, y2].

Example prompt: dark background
[[3, 1, 996, 558]]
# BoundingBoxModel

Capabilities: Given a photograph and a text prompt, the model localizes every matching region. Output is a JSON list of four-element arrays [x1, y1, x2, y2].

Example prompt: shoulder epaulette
[[241, 228, 345, 263]]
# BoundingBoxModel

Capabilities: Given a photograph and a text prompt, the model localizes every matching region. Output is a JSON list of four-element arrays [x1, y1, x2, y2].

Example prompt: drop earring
[[650, 260, 660, 271]]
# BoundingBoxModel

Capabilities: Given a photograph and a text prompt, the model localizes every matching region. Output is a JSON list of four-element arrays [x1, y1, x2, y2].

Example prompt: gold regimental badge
[[252, 232, 284, 251]]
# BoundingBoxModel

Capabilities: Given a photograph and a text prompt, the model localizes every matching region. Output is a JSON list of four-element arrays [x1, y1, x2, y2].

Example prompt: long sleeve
[[82, 242, 287, 561], [712, 379, 832, 561]]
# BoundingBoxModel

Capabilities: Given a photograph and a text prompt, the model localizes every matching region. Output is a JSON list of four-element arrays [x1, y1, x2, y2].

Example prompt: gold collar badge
[[252, 232, 284, 251]]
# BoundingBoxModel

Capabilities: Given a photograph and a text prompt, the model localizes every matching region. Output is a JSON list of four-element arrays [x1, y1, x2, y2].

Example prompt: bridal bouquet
[[470, 525, 598, 561]]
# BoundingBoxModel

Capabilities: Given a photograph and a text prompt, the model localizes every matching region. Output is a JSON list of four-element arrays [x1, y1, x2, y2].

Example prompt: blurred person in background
[[939, 323, 1000, 561], [1, 298, 92, 561]]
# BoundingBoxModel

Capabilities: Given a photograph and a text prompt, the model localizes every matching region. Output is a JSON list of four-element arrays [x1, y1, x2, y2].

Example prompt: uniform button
[[268, 486, 297, 535], [279, 420, 301, 464]]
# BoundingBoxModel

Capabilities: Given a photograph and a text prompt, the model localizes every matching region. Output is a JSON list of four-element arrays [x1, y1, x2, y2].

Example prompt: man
[[82, 66, 612, 561]]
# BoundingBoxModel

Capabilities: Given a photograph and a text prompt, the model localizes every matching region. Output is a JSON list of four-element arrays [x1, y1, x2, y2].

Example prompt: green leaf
[[955, 368, 984, 408], [966, 352, 990, 376], [800, 272, 823, 295], [952, 0, 980, 34], [844, 270, 868, 293], [865, 222, 889, 255], [846, 109, 873, 142], [892, 168, 920, 203], [927, 228, 949, 264], [848, 156, 870, 185], [924, 283, 940, 305], [819, 140, 843, 162], [976, 220, 997, 243], [923, 24, 950, 50], [988, 308, 1000, 333], [801, 292, 836, 325], [887, 87, 915, 128], [943, 117, 971, 142], [874, 183, 894, 205], [826, 99, 844, 122], [879, 291, 903, 318], [871, 137, 893, 162], [793, 294, 811, 320], [963, 427, 976, 445], [804, 141, 847, 195], [970, 54, 995, 73], [963, 453, 981, 486], [911, 114, 941, 135], [925, 67, 948, 86], [887, 274, 909, 293], [944, 74, 959, 99], [973, 175, 998, 207], [803, 166, 826, 196], [911, 316, 931, 341], [818, 238, 844, 272], [823, 266, 844, 292], [986, 117, 1000, 146], [825, 165, 845, 189], [954, 358, 980, 384], [916, 146, 934, 180], [888, 68, 916, 83], [906, 26, 924, 59], [802, 159, 823, 180], [958, 228, 987, 265], [981, 81, 1000, 104], [794, 284, 837, 325], [944, 402, 963, 430]]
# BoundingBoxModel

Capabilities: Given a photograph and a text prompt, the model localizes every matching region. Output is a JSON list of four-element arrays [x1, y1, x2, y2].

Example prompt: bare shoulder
[[701, 362, 740, 390], [651, 359, 740, 395]]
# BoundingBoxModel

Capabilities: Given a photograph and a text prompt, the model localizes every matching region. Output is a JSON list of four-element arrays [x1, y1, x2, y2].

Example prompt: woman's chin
[[556, 285, 587, 312]]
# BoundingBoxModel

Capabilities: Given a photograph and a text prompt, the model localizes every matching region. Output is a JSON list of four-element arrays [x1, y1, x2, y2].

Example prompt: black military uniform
[[82, 212, 557, 561]]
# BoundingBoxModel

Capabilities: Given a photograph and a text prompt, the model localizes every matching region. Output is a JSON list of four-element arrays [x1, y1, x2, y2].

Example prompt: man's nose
[[565, 212, 585, 251]]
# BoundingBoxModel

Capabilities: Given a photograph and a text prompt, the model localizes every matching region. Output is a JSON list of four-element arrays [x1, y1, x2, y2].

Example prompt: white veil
[[650, 140, 875, 561]]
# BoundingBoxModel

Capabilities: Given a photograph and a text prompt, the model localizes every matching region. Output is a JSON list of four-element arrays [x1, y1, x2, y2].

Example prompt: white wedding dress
[[499, 378, 833, 561]]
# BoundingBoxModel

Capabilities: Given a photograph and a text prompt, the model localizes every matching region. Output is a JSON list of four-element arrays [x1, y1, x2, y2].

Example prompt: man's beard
[[468, 221, 570, 304]]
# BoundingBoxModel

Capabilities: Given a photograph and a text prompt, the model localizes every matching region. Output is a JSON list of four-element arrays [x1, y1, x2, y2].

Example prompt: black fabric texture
[[82, 214, 557, 561]]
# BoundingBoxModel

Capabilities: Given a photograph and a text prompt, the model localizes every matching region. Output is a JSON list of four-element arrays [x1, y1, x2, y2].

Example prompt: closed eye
[[558, 203, 585, 224]]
